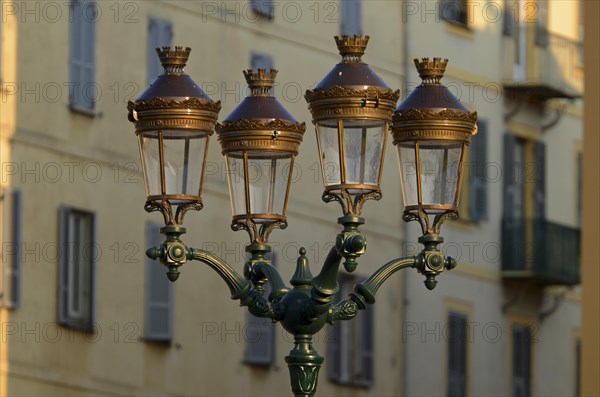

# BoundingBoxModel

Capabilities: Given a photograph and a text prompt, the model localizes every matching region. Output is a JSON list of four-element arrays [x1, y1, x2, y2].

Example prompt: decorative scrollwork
[[305, 86, 400, 102], [329, 299, 359, 322], [145, 199, 203, 226], [392, 108, 478, 123], [231, 217, 287, 244], [403, 208, 459, 236], [216, 118, 306, 134], [322, 189, 382, 216], [145, 200, 174, 226], [128, 97, 222, 112]]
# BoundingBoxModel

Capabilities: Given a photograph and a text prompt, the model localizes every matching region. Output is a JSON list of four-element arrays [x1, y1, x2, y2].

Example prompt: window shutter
[[250, 0, 274, 19], [144, 222, 174, 342], [448, 312, 467, 397], [340, 0, 362, 36], [250, 52, 273, 71], [89, 211, 97, 325], [327, 321, 342, 382], [503, 133, 518, 219], [57, 207, 69, 324], [147, 18, 173, 85], [503, 0, 514, 36], [513, 325, 532, 397], [534, 1, 549, 47], [534, 141, 546, 219], [357, 306, 374, 386], [1, 189, 22, 309], [69, 0, 96, 111], [470, 121, 488, 221]]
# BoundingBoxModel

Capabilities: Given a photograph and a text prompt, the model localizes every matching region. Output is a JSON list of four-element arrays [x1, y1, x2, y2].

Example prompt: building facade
[[0, 1, 584, 396]]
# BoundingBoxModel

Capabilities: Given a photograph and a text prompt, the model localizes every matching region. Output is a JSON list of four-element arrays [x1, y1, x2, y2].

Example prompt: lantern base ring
[[231, 216, 288, 244], [145, 198, 203, 226]]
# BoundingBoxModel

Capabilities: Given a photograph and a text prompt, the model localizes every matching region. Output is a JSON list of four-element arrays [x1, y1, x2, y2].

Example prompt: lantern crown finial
[[243, 69, 278, 96], [156, 46, 191, 75], [334, 35, 369, 63], [414, 57, 448, 85]]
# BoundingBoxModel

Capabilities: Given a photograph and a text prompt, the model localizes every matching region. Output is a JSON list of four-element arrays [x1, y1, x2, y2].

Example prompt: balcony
[[503, 31, 583, 101], [502, 218, 581, 286]]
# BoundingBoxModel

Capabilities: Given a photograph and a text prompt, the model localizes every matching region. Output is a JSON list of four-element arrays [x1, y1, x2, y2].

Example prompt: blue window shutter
[[503, 0, 514, 36], [147, 18, 173, 85], [357, 305, 374, 386], [1, 189, 22, 309], [145, 222, 174, 342], [250, 0, 274, 19], [448, 312, 467, 397], [503, 133, 518, 219], [469, 121, 488, 221], [89, 211, 97, 325], [340, 0, 362, 36], [534, 141, 546, 219], [250, 52, 273, 71], [57, 206, 69, 324], [69, 0, 96, 111]]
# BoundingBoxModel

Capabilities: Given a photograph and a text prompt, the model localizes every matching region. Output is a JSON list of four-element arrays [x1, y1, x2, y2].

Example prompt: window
[[250, 52, 273, 71], [244, 253, 276, 365], [69, 0, 96, 113], [440, 0, 468, 27], [512, 323, 533, 397], [328, 274, 374, 387], [460, 120, 488, 221], [577, 1, 584, 66], [340, 0, 362, 36], [447, 311, 468, 397], [503, 134, 545, 220], [1, 188, 22, 309], [250, 0, 274, 19], [147, 17, 173, 85], [144, 222, 174, 342], [58, 207, 96, 330]]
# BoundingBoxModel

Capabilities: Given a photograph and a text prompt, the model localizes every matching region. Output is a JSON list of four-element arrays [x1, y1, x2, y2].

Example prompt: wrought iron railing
[[502, 217, 580, 285]]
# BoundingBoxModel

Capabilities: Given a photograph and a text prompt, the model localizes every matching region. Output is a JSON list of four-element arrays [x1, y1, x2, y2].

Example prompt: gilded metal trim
[[231, 217, 288, 244], [321, 188, 382, 216], [402, 207, 459, 236]]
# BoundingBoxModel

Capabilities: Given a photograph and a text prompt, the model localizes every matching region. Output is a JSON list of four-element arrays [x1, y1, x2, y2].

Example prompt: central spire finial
[[334, 35, 369, 63]]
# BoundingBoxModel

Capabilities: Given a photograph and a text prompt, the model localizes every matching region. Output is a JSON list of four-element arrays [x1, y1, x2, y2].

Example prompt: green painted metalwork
[[146, 222, 458, 396]]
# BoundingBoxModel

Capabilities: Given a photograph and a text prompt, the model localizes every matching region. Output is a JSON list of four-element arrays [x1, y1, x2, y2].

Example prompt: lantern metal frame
[[130, 40, 477, 397]]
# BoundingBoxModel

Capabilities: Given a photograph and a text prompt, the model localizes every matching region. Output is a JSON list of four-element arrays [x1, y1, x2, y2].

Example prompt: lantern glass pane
[[139, 130, 208, 201], [316, 121, 341, 186], [397, 143, 418, 207], [139, 133, 161, 197], [418, 141, 462, 210], [226, 153, 246, 216], [343, 119, 386, 186], [226, 151, 293, 221]]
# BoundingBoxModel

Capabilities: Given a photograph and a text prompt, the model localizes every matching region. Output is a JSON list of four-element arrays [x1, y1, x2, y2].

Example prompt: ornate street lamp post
[[127, 38, 477, 397]]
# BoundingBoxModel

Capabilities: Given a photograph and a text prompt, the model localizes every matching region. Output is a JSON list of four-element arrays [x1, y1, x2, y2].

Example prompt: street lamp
[[127, 38, 477, 397]]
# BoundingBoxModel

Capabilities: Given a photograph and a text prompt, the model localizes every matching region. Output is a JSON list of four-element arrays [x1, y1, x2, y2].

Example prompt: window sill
[[444, 21, 474, 40], [69, 104, 97, 118]]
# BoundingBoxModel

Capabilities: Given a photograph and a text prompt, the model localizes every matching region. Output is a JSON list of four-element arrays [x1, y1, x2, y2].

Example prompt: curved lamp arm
[[328, 256, 416, 322], [310, 246, 343, 314], [252, 261, 290, 301]]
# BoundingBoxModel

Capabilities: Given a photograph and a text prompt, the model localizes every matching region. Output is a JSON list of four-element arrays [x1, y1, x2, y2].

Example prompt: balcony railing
[[502, 218, 580, 285], [503, 31, 583, 100]]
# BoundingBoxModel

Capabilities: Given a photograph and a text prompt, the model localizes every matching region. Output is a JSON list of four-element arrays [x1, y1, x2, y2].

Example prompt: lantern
[[305, 35, 400, 216], [127, 47, 221, 226], [216, 69, 305, 244], [392, 57, 478, 237]]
